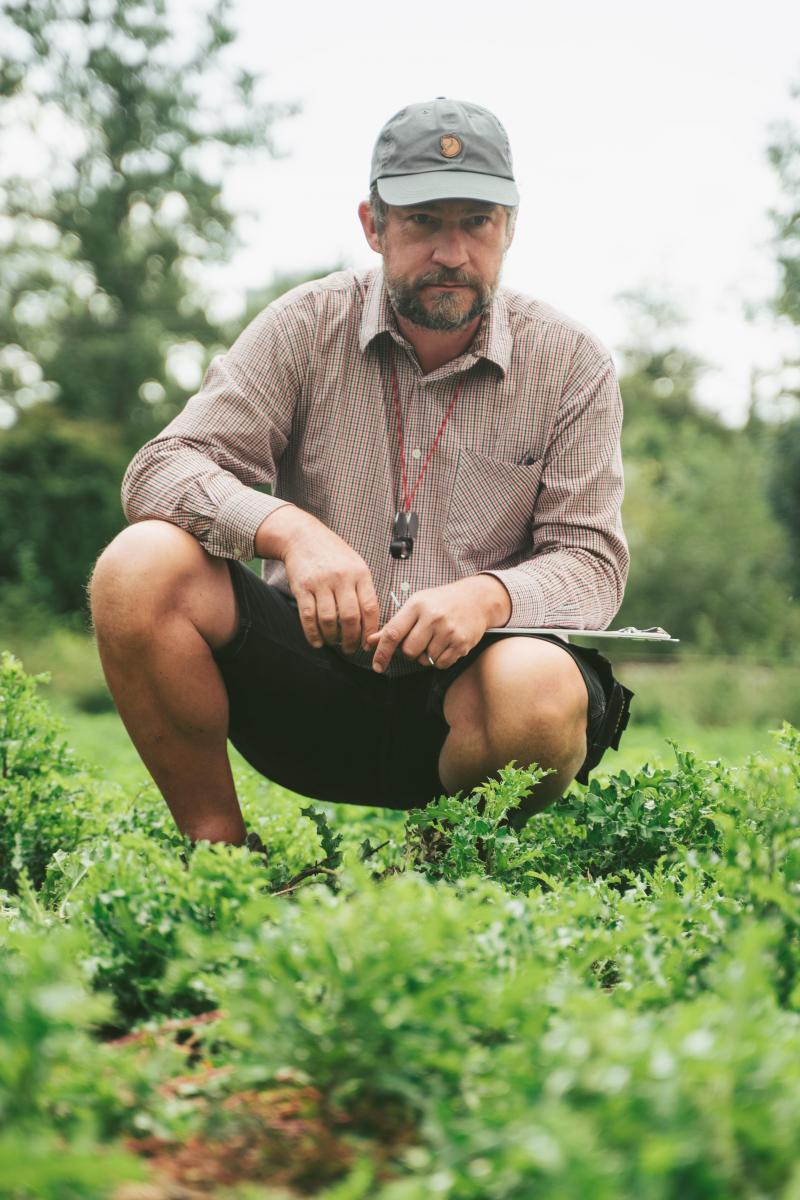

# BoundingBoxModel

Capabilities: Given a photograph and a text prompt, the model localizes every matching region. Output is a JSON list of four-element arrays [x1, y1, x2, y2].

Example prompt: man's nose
[[431, 226, 470, 269]]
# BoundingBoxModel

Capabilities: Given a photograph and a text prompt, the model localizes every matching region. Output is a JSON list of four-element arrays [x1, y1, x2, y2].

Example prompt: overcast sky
[[192, 0, 800, 426]]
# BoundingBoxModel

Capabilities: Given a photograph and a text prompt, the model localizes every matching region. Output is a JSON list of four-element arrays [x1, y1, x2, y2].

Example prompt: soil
[[109, 1012, 417, 1197]]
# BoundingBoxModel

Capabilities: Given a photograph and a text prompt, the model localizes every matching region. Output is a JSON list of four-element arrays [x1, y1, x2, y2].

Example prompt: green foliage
[[768, 82, 800, 331], [767, 414, 800, 594], [0, 408, 130, 614], [2, 658, 800, 1196], [209, 873, 545, 1111], [615, 289, 723, 454], [401, 764, 551, 888], [614, 291, 796, 655], [63, 832, 278, 1025], [0, 651, 91, 890], [760, 78, 800, 604], [526, 745, 724, 883], [619, 426, 794, 655], [0, 0, 295, 438], [0, 924, 148, 1197], [377, 924, 800, 1200]]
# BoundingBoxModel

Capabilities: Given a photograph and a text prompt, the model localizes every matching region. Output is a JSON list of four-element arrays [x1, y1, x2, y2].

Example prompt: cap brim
[[376, 170, 519, 207]]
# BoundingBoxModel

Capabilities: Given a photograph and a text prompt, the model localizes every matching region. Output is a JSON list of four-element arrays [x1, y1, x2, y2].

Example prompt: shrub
[[0, 651, 94, 890], [0, 923, 147, 1197], [0, 409, 129, 616]]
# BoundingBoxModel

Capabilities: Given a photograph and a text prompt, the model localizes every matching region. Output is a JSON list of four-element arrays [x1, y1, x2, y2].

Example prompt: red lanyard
[[389, 348, 464, 513]]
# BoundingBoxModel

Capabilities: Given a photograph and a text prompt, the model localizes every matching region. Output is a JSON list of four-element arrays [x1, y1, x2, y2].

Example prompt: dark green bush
[[0, 409, 129, 616]]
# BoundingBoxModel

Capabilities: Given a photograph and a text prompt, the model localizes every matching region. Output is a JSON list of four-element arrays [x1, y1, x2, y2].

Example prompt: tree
[[615, 291, 797, 655], [767, 416, 800, 597], [0, 0, 295, 443], [0, 408, 130, 615], [765, 79, 800, 594], [768, 81, 800, 338], [616, 425, 795, 655], [615, 289, 730, 462]]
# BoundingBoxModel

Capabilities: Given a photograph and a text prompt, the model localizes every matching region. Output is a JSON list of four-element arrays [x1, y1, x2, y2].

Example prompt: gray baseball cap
[[370, 98, 519, 207]]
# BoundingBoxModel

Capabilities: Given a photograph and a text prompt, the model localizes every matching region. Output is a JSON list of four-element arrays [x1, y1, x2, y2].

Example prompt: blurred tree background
[[613, 291, 798, 658], [0, 0, 299, 615], [0, 0, 798, 673]]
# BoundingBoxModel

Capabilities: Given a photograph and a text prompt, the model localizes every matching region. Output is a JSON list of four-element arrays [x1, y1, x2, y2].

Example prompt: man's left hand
[[366, 575, 512, 673]]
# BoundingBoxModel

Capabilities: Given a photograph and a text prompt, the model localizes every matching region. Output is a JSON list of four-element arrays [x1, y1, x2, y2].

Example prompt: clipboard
[[484, 625, 679, 643]]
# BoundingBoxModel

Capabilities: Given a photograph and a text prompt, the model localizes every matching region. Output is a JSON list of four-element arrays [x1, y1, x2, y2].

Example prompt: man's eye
[[468, 215, 490, 227], [410, 214, 432, 225]]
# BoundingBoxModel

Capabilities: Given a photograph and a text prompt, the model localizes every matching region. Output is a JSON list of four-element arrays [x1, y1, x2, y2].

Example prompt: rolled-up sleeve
[[482, 348, 629, 629], [121, 305, 299, 560]]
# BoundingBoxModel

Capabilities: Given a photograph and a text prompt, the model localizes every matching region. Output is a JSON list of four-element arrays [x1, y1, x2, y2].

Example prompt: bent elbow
[[120, 455, 145, 523], [120, 447, 165, 525]]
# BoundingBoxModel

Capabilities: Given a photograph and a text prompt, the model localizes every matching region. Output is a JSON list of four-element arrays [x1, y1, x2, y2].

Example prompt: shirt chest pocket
[[443, 447, 546, 560]]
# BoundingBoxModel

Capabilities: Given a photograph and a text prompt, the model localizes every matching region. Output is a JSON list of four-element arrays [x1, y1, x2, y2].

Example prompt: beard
[[385, 266, 499, 332]]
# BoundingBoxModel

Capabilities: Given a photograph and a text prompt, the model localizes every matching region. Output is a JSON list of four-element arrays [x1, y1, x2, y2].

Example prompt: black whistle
[[390, 511, 419, 560]]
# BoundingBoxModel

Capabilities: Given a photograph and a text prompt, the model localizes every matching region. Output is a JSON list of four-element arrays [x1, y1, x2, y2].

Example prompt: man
[[89, 98, 633, 847]]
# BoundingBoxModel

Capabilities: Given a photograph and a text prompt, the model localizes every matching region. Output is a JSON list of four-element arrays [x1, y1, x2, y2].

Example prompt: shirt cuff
[[479, 567, 548, 628], [211, 489, 290, 561]]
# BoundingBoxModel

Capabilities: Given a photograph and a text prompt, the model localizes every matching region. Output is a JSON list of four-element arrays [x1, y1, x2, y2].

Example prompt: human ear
[[358, 199, 383, 255], [504, 206, 518, 251]]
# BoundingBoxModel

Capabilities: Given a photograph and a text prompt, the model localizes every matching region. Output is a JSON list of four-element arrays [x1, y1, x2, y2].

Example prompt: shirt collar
[[359, 267, 512, 376]]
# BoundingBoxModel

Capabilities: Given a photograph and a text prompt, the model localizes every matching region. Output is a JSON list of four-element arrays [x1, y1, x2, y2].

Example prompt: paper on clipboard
[[484, 625, 680, 643]]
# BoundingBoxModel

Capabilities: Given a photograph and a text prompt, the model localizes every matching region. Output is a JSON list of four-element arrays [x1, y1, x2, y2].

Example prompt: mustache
[[413, 269, 482, 290]]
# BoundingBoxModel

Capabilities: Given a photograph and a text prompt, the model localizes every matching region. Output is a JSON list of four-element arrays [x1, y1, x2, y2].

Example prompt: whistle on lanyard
[[390, 510, 419, 560]]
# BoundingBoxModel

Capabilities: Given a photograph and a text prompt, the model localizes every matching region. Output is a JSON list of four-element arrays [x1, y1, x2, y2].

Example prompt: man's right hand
[[255, 505, 381, 655]]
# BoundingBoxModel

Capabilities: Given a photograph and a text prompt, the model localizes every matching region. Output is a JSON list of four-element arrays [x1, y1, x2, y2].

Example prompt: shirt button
[[400, 581, 410, 593], [411, 447, 421, 460], [233, 547, 244, 559]]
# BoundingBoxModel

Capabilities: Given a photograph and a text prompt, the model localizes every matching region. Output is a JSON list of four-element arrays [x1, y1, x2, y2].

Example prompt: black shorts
[[211, 561, 634, 811]]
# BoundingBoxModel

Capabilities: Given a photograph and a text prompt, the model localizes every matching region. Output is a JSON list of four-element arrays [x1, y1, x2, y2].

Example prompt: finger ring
[[426, 653, 436, 667]]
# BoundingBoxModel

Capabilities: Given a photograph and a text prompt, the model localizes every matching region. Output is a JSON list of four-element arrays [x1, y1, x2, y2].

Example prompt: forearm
[[122, 438, 289, 561], [122, 313, 300, 559], [482, 543, 628, 630]]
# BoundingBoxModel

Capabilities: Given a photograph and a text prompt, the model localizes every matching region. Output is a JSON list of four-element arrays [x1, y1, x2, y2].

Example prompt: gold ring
[[426, 653, 436, 667]]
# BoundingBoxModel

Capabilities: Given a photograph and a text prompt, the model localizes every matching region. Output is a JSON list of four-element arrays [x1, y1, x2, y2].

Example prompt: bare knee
[[89, 520, 237, 649], [90, 520, 201, 611], [479, 641, 587, 759], [439, 639, 589, 801]]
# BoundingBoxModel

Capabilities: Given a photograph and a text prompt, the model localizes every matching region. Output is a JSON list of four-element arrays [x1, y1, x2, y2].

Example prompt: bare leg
[[88, 520, 247, 844], [438, 638, 589, 828]]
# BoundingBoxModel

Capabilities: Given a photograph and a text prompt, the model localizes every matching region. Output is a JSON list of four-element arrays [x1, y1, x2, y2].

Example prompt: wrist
[[254, 503, 315, 560], [471, 573, 513, 627]]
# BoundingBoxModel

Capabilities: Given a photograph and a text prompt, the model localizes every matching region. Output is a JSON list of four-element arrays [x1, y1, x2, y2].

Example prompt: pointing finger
[[371, 611, 416, 673]]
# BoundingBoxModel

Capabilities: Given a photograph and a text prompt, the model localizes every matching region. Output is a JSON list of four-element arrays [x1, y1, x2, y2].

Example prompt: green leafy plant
[[0, 651, 95, 890]]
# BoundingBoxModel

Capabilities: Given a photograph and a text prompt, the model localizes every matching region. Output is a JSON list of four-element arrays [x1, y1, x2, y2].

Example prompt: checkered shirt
[[122, 267, 629, 677]]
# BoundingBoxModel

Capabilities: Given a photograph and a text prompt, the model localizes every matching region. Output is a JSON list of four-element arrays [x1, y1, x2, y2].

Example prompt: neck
[[395, 313, 482, 374]]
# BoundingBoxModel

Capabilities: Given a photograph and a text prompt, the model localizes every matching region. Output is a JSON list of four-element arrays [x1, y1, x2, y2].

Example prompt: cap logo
[[439, 134, 462, 159]]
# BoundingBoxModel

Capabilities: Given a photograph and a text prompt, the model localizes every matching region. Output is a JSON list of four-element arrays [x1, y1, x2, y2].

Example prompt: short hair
[[368, 183, 518, 246]]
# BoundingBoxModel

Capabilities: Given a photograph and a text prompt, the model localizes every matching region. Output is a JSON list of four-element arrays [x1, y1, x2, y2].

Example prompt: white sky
[[200, 0, 800, 426]]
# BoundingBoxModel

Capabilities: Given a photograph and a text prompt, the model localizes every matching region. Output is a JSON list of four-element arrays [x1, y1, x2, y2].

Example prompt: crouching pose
[[90, 98, 633, 845]]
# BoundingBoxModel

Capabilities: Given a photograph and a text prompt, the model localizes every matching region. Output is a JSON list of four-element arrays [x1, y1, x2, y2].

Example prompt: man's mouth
[[422, 282, 473, 291]]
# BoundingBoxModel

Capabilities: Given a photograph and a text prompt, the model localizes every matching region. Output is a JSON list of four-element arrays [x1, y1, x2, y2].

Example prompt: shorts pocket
[[443, 447, 544, 563]]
